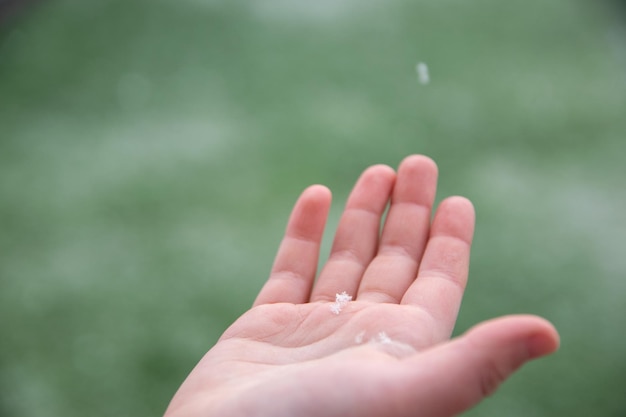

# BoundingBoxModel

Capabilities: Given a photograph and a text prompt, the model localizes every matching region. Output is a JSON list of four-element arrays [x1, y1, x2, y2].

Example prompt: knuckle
[[478, 356, 510, 397]]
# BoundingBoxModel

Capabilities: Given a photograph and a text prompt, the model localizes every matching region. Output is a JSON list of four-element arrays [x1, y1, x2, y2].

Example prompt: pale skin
[[164, 155, 560, 417]]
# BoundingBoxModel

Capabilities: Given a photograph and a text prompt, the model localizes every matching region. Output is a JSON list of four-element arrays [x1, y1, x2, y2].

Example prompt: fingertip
[[303, 184, 332, 200], [362, 163, 397, 182], [437, 195, 475, 220], [344, 164, 396, 210], [284, 185, 333, 242], [399, 154, 439, 174], [431, 196, 476, 245], [298, 184, 333, 214], [441, 196, 475, 213], [397, 155, 439, 185], [399, 315, 559, 416], [466, 314, 560, 359], [526, 317, 560, 359]]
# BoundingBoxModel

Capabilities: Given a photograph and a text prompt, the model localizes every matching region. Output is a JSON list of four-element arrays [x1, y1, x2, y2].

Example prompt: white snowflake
[[376, 331, 392, 344], [416, 62, 430, 85], [330, 291, 352, 314]]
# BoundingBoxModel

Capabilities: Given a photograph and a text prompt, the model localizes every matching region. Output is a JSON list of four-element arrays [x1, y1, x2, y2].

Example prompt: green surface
[[1, 0, 625, 416]]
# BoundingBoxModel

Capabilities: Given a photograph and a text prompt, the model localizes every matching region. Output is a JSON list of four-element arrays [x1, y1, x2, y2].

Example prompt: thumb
[[405, 315, 560, 417]]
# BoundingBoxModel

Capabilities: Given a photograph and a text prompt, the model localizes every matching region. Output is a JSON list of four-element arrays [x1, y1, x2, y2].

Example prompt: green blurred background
[[1, 0, 625, 416]]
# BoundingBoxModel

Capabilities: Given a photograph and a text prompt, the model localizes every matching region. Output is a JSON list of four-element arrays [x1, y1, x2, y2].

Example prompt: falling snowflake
[[416, 62, 430, 85]]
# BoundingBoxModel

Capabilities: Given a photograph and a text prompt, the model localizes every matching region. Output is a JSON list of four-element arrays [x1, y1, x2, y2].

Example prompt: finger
[[254, 185, 332, 306], [401, 196, 475, 339], [311, 165, 396, 302], [357, 155, 438, 303], [400, 315, 560, 417]]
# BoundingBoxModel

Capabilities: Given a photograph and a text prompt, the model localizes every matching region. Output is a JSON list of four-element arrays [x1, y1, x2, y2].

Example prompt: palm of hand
[[165, 156, 559, 417], [187, 303, 446, 417], [222, 301, 437, 363]]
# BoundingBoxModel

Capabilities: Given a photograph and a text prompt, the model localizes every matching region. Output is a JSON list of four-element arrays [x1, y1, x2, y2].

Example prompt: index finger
[[401, 196, 475, 339]]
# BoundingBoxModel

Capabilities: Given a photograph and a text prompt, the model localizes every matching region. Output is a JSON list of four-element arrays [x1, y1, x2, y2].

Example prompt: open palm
[[164, 155, 559, 417]]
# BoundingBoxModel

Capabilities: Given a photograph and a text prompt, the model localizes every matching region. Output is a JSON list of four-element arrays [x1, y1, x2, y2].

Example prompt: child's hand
[[164, 155, 559, 417]]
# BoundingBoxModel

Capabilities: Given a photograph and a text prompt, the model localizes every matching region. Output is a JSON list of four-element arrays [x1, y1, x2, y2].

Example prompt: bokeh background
[[1, 0, 625, 416]]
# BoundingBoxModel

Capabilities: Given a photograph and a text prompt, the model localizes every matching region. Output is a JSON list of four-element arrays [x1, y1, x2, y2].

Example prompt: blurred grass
[[1, 0, 626, 416]]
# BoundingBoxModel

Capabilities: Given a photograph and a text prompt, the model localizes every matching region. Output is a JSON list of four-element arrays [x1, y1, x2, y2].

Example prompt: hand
[[164, 155, 559, 417]]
